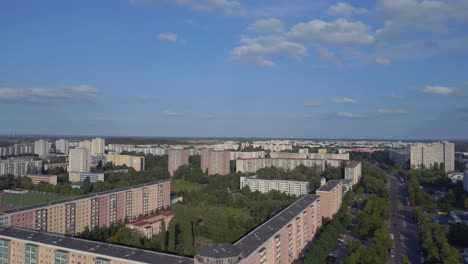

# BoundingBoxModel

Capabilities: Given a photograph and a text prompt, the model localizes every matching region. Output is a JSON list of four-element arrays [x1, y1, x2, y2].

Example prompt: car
[[389, 248, 395, 258]]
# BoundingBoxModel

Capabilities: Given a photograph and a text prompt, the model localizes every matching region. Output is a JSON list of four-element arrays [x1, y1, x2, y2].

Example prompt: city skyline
[[1, 0, 468, 139]]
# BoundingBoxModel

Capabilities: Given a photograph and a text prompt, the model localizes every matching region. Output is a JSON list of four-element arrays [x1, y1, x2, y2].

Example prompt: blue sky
[[1, 0, 468, 139]]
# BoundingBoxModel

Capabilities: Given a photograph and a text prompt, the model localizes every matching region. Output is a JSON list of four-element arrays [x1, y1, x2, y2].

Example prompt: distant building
[[449, 211, 468, 225], [316, 180, 343, 219], [252, 140, 293, 152], [68, 148, 91, 173], [69, 172, 105, 183], [0, 144, 34, 157], [345, 161, 362, 185], [229, 151, 265, 160], [26, 174, 58, 186], [390, 142, 455, 172], [299, 148, 309, 154], [0, 159, 43, 177], [200, 148, 230, 175], [106, 154, 145, 172], [269, 152, 349, 160], [79, 140, 92, 153], [44, 163, 68, 171], [240, 176, 310, 196], [126, 211, 174, 239], [34, 140, 49, 158], [318, 148, 327, 154], [236, 158, 345, 173], [55, 139, 69, 155], [91, 138, 105, 156], [168, 148, 189, 177]]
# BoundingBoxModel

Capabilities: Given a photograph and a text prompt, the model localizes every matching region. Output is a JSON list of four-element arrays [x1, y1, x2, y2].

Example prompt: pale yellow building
[[106, 154, 145, 172]]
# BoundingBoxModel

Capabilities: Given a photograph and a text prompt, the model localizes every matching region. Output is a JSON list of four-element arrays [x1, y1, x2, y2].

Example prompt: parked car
[[389, 248, 395, 258]]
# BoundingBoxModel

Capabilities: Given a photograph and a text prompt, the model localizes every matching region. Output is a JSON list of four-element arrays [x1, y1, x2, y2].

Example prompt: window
[[0, 240, 9, 263], [54, 250, 68, 264], [25, 244, 38, 264], [94, 258, 110, 264]]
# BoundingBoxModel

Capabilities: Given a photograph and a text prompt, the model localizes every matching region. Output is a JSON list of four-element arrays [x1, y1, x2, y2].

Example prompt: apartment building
[[195, 194, 321, 264], [270, 152, 350, 160], [26, 174, 58, 186], [168, 148, 190, 177], [0, 226, 194, 264], [106, 144, 168, 156], [200, 148, 230, 175], [316, 180, 343, 219], [0, 181, 171, 235], [344, 161, 362, 185], [0, 144, 34, 157], [240, 176, 310, 196], [106, 154, 145, 172], [126, 211, 174, 239], [55, 139, 69, 155], [389, 142, 455, 172], [91, 138, 105, 156], [68, 148, 91, 173], [34, 140, 49, 158], [236, 158, 345, 173], [0, 159, 43, 177], [79, 140, 92, 154], [69, 172, 105, 183], [230, 151, 265, 160], [252, 141, 293, 152]]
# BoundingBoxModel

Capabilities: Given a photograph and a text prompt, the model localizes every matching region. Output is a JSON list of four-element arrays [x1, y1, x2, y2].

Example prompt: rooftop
[[345, 161, 361, 168], [26, 174, 57, 178], [0, 226, 194, 264], [2, 180, 169, 214], [242, 175, 309, 184], [234, 194, 320, 258], [316, 180, 342, 192], [196, 243, 242, 259]]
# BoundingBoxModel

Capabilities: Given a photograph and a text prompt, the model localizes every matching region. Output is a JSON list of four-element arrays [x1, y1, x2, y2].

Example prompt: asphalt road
[[384, 170, 422, 264]]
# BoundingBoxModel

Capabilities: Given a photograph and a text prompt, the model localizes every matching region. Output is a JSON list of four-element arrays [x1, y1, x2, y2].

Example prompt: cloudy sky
[[1, 0, 468, 139]]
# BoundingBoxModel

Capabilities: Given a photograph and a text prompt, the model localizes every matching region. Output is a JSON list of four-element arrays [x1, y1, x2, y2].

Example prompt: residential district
[[0, 138, 467, 264]]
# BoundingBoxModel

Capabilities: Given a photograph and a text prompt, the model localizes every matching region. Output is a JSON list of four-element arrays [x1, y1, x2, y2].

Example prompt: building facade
[[0, 159, 43, 177], [55, 139, 69, 155], [69, 148, 91, 173], [390, 142, 455, 172], [0, 181, 171, 235], [200, 149, 230, 175], [26, 174, 58, 186], [168, 149, 190, 177], [106, 154, 145, 172], [126, 211, 174, 239], [240, 176, 310, 196], [315, 180, 343, 219], [230, 151, 265, 160], [344, 161, 362, 185], [34, 140, 49, 158], [236, 158, 345, 173], [91, 138, 105, 156]]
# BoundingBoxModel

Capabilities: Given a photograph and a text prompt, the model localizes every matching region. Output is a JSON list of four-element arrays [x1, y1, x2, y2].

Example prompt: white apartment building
[[0, 159, 43, 177], [252, 140, 293, 152], [91, 138, 105, 156], [236, 158, 345, 173], [344, 161, 362, 185], [55, 139, 69, 155], [106, 144, 168, 156], [270, 152, 350, 160], [79, 140, 92, 153], [230, 151, 265, 160], [68, 148, 91, 173], [390, 142, 455, 172], [240, 176, 310, 196], [34, 140, 49, 157]]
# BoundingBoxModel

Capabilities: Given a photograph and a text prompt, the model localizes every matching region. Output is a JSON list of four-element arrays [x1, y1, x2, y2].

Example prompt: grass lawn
[[0, 192, 72, 211], [171, 180, 205, 193]]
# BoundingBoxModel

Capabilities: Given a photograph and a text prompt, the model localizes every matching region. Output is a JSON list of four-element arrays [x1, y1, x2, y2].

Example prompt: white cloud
[[420, 85, 458, 95], [161, 110, 185, 116], [0, 85, 97, 103], [304, 102, 321, 107], [289, 18, 374, 46], [248, 18, 284, 32], [158, 33, 177, 42], [316, 47, 335, 61], [130, 0, 245, 16], [328, 2, 368, 16], [375, 57, 391, 65], [338, 112, 367, 119], [230, 35, 307, 67], [334, 97, 356, 104], [377, 108, 408, 114]]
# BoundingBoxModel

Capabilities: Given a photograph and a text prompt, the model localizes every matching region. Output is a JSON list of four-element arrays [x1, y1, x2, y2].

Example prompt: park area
[[0, 192, 72, 211], [170, 179, 205, 193]]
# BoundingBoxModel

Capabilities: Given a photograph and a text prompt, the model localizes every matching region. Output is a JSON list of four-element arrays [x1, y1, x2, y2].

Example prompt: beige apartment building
[[0, 226, 194, 264], [68, 148, 91, 173], [316, 180, 343, 219], [200, 148, 230, 175], [236, 158, 345, 173], [240, 176, 310, 196], [230, 151, 265, 160], [168, 148, 189, 177], [106, 154, 145, 172], [344, 161, 362, 185], [270, 152, 349, 160]]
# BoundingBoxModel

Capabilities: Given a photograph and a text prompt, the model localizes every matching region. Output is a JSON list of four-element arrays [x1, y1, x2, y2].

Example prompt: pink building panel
[[116, 192, 126, 221], [161, 182, 171, 209], [240, 252, 260, 264], [279, 226, 290, 264], [98, 195, 110, 228], [11, 211, 35, 230]]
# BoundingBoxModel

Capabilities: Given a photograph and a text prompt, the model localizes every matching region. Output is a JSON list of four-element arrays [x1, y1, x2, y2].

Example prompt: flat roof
[[234, 194, 320, 258], [243, 175, 309, 184], [2, 180, 170, 214], [316, 180, 342, 192], [0, 226, 194, 264], [345, 161, 361, 168], [196, 243, 242, 259]]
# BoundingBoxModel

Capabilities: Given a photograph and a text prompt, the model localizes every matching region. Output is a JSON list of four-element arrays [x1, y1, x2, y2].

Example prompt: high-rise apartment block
[[240, 176, 310, 196], [315, 180, 343, 219], [34, 140, 49, 157], [236, 158, 345, 173], [79, 140, 92, 153], [344, 161, 362, 185], [106, 154, 145, 172], [91, 138, 105, 156], [195, 195, 321, 264], [55, 139, 69, 155], [0, 226, 194, 264], [200, 148, 230, 175], [0, 181, 171, 235], [230, 151, 265, 160], [0, 144, 34, 157], [68, 148, 91, 173], [0, 159, 43, 177], [168, 148, 190, 177], [389, 141, 455, 172]]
